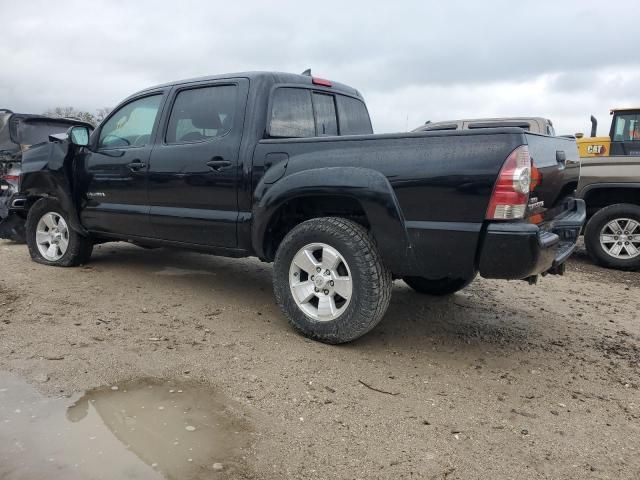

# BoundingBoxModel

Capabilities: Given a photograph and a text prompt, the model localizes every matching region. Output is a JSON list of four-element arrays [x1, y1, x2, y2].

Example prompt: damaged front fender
[[19, 140, 88, 236]]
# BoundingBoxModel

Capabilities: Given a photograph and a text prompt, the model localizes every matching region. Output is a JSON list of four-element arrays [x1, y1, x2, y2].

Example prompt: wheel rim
[[35, 212, 69, 261], [289, 243, 353, 321], [599, 217, 640, 260]]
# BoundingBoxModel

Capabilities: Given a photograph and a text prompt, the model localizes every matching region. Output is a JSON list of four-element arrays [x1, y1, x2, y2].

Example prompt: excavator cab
[[577, 108, 640, 157]]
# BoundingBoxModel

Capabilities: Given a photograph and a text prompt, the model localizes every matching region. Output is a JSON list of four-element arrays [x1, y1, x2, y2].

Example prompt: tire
[[0, 217, 26, 243], [403, 275, 475, 296], [26, 198, 93, 267], [10, 224, 26, 244], [584, 203, 640, 271], [273, 217, 392, 344]]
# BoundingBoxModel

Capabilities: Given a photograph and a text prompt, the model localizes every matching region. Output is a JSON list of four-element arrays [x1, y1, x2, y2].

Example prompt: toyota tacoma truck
[[11, 71, 585, 343]]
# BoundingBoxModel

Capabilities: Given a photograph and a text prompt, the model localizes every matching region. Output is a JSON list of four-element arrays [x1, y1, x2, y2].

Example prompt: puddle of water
[[0, 373, 251, 480], [155, 267, 215, 276]]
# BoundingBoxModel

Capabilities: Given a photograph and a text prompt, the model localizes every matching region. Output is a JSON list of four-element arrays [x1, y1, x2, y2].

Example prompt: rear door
[[81, 92, 165, 237], [146, 79, 249, 247]]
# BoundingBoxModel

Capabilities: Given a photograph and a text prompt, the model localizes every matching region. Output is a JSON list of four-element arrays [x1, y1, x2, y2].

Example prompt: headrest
[[190, 108, 221, 130]]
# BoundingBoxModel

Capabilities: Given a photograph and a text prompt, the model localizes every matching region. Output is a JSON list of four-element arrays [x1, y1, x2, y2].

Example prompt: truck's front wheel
[[26, 198, 93, 267], [273, 217, 392, 344]]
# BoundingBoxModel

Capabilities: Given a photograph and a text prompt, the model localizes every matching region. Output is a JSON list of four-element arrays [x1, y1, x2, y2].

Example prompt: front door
[[146, 80, 248, 247], [81, 93, 165, 237]]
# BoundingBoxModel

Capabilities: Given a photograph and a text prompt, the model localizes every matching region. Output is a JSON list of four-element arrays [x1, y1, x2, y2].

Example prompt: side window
[[99, 95, 162, 149], [166, 85, 238, 144], [336, 95, 373, 135], [312, 93, 338, 136], [269, 88, 315, 138]]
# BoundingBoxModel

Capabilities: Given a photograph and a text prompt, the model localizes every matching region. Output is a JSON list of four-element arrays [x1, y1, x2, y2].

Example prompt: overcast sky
[[1, 0, 638, 135]]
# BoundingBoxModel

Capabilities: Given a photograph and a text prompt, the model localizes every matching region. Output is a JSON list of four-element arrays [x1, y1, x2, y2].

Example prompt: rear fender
[[19, 141, 88, 235], [252, 166, 410, 271]]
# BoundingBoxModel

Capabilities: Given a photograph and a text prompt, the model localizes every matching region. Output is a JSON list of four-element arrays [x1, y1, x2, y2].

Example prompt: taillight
[[486, 145, 532, 220], [1, 173, 20, 190]]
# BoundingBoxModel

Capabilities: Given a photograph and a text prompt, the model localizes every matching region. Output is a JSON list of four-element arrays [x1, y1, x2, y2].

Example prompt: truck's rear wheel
[[26, 198, 93, 267], [402, 275, 474, 296], [584, 203, 640, 270], [273, 217, 392, 344]]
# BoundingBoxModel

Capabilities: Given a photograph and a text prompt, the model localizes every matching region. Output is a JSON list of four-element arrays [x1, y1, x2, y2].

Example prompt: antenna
[[301, 69, 311, 76]]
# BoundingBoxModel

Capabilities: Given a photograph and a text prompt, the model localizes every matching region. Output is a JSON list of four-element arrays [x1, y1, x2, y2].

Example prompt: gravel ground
[[0, 240, 639, 479]]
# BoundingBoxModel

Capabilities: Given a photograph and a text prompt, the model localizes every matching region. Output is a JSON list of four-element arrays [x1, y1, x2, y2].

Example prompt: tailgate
[[524, 133, 580, 223]]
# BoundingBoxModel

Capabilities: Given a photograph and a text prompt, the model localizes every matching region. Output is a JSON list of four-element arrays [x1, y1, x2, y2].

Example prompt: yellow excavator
[[576, 108, 640, 157]]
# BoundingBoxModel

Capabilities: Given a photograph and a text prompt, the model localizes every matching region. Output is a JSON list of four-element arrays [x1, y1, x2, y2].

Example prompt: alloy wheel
[[599, 218, 640, 259], [35, 212, 69, 261], [288, 243, 353, 321]]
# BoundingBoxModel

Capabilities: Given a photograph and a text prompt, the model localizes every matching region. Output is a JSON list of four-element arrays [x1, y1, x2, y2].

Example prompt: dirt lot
[[1, 239, 639, 479]]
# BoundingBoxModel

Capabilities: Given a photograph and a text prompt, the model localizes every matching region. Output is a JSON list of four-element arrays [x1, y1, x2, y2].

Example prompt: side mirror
[[69, 126, 90, 146], [575, 132, 584, 139]]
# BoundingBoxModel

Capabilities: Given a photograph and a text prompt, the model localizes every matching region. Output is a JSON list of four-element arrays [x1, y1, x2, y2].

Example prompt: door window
[[312, 93, 338, 136], [166, 85, 238, 144], [98, 95, 162, 149], [269, 88, 315, 138]]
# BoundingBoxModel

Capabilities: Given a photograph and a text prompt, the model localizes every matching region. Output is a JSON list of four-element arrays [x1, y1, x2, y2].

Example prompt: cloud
[[0, 0, 638, 134]]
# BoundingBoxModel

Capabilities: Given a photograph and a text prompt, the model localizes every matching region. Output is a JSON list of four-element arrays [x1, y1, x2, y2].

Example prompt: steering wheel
[[100, 134, 130, 147]]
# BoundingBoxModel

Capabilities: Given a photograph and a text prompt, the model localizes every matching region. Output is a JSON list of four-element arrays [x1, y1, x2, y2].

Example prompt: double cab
[[13, 71, 585, 343]]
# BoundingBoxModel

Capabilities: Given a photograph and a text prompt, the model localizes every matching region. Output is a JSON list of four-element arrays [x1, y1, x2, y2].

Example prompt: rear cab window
[[16, 120, 81, 148], [269, 87, 372, 138]]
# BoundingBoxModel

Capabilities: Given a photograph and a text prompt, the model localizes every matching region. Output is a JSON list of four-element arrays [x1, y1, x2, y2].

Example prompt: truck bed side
[[252, 128, 528, 280]]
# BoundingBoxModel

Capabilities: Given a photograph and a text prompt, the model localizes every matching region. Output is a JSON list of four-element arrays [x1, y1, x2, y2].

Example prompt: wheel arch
[[251, 167, 411, 271], [581, 183, 640, 217]]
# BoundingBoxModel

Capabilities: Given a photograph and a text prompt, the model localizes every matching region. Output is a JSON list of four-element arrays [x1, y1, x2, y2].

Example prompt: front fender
[[252, 166, 411, 271], [19, 141, 88, 236]]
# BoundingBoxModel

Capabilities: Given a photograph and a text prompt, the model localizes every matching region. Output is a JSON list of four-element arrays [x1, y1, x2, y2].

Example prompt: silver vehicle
[[413, 116, 557, 136]]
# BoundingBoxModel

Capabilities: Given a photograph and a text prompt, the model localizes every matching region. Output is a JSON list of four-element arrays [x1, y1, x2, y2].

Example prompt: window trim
[[265, 83, 368, 139], [95, 92, 165, 151], [161, 81, 241, 146]]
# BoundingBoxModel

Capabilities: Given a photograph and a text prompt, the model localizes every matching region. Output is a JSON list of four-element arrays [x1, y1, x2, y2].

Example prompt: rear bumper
[[479, 199, 586, 279]]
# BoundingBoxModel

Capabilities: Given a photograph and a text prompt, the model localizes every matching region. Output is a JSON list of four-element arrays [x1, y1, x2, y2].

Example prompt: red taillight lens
[[486, 145, 532, 220], [2, 175, 20, 183]]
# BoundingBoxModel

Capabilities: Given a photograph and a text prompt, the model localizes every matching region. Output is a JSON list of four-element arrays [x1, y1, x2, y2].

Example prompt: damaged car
[[0, 109, 93, 242]]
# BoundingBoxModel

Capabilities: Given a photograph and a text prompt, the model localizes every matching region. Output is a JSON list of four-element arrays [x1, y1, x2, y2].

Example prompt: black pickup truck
[[12, 71, 585, 343]]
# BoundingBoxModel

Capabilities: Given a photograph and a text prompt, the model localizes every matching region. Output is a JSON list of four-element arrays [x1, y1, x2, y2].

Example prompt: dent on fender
[[20, 141, 89, 235]]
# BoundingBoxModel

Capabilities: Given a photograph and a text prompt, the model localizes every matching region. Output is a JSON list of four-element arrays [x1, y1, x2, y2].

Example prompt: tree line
[[42, 107, 112, 126]]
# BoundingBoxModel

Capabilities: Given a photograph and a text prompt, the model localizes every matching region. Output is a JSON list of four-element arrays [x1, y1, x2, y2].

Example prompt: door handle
[[127, 160, 146, 171], [206, 158, 232, 171]]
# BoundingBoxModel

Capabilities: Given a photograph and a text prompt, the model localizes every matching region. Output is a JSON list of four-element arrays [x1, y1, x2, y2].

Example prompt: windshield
[[16, 120, 80, 147], [612, 113, 640, 141]]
